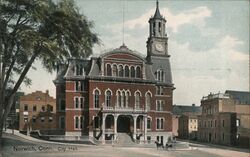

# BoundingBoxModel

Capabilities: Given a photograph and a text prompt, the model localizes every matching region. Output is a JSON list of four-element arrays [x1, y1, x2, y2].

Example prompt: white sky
[[21, 0, 250, 106]]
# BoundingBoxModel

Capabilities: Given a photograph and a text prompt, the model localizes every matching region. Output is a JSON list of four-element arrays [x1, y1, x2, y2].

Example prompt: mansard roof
[[225, 90, 250, 105]]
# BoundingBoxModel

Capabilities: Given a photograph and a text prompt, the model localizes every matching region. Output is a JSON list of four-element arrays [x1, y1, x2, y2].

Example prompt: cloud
[[107, 6, 212, 33], [171, 35, 249, 104]]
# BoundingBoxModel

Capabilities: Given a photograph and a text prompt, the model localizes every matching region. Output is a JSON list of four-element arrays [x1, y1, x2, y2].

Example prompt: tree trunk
[[0, 46, 41, 138]]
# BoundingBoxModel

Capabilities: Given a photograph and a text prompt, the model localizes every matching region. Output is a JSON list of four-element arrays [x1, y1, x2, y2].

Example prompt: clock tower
[[146, 0, 169, 61], [146, 0, 173, 86]]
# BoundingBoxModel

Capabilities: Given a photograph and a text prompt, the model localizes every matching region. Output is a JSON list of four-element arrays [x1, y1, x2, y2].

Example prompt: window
[[75, 117, 79, 129], [125, 66, 129, 77], [24, 117, 28, 123], [147, 118, 151, 129], [156, 86, 163, 95], [145, 93, 151, 110], [236, 119, 240, 127], [222, 133, 224, 141], [49, 117, 53, 122], [222, 120, 225, 127], [156, 118, 164, 130], [121, 91, 125, 107], [75, 97, 84, 109], [118, 65, 123, 77], [105, 90, 111, 107], [80, 97, 84, 108], [75, 81, 84, 91], [112, 64, 118, 76], [32, 116, 36, 123], [156, 100, 164, 111], [131, 66, 135, 78], [41, 117, 45, 123], [117, 91, 121, 107], [156, 69, 164, 82], [74, 116, 84, 130], [75, 97, 79, 108], [135, 92, 140, 109], [41, 106, 45, 112], [136, 66, 141, 78], [75, 64, 83, 76], [59, 116, 65, 129], [24, 105, 28, 111], [125, 91, 129, 107], [60, 100, 66, 110], [47, 105, 53, 112], [33, 105, 36, 112], [215, 120, 217, 127], [94, 90, 100, 108], [106, 64, 112, 76]]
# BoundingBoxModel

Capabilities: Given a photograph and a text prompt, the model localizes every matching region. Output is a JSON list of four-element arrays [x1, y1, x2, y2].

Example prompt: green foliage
[[0, 0, 99, 86]]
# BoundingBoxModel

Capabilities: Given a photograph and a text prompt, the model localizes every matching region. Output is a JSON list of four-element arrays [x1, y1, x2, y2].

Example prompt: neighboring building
[[19, 91, 56, 133], [198, 91, 250, 148], [6, 91, 24, 130], [54, 1, 175, 144], [172, 104, 201, 139]]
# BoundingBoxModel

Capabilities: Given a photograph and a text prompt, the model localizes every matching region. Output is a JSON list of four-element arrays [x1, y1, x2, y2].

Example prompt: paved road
[[0, 133, 249, 157]]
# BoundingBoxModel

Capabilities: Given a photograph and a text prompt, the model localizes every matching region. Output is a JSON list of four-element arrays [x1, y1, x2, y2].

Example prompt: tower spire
[[154, 0, 162, 19]]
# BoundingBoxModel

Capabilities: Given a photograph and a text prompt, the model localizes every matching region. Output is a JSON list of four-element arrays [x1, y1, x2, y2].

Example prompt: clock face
[[155, 43, 164, 52]]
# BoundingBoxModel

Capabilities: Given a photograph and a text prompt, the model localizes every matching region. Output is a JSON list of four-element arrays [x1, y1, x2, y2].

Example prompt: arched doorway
[[117, 115, 132, 133]]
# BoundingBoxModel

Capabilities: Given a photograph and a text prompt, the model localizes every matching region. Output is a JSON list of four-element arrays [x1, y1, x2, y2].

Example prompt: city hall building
[[54, 2, 174, 144]]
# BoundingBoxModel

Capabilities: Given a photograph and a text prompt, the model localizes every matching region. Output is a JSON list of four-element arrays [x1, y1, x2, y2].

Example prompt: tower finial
[[153, 0, 162, 19]]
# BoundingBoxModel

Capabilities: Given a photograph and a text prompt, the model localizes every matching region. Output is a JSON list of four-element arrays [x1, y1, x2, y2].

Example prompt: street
[[0, 133, 249, 157]]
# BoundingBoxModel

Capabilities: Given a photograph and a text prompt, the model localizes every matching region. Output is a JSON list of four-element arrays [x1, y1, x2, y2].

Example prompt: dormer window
[[156, 69, 164, 82], [75, 64, 83, 76]]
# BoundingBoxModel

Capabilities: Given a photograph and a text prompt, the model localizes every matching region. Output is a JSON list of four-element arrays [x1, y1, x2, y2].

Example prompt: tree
[[0, 0, 99, 138]]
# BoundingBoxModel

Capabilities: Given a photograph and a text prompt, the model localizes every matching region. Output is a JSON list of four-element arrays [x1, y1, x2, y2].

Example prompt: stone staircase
[[115, 133, 136, 147]]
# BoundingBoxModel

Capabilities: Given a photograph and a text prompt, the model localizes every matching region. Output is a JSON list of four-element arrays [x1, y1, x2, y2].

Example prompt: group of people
[[155, 136, 176, 150]]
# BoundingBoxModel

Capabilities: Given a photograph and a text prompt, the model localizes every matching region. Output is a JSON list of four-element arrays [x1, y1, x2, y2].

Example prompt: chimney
[[46, 90, 49, 95]]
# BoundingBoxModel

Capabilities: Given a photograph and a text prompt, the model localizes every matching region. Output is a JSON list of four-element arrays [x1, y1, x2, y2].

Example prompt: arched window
[[105, 91, 111, 107], [125, 91, 129, 107], [94, 90, 100, 108], [106, 64, 112, 76], [135, 92, 140, 109], [145, 93, 151, 110], [117, 91, 121, 107], [121, 91, 125, 107], [125, 66, 129, 77], [112, 64, 118, 76], [131, 66, 135, 78], [136, 67, 141, 78], [118, 65, 123, 77]]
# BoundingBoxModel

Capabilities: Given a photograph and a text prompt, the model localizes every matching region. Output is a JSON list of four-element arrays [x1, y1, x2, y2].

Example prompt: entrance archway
[[117, 115, 132, 133]]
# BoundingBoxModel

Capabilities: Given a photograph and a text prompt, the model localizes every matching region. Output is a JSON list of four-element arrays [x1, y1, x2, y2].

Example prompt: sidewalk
[[177, 139, 250, 153], [3, 129, 93, 147]]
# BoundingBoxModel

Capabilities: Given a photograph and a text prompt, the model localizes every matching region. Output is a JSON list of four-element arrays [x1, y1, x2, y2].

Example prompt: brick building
[[54, 1, 175, 144], [198, 91, 250, 148], [19, 91, 57, 133], [172, 104, 201, 139]]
